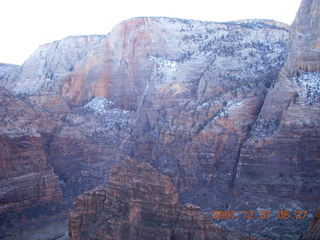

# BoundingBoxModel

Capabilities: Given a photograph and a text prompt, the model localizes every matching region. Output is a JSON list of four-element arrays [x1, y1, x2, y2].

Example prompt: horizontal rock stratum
[[0, 0, 319, 239], [69, 159, 261, 240]]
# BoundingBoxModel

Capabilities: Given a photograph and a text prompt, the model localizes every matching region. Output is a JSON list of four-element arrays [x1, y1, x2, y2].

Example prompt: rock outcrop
[[284, 0, 320, 73], [0, 63, 19, 89], [301, 207, 320, 240], [69, 159, 260, 240], [232, 0, 320, 237], [4, 16, 290, 211], [11, 35, 106, 95], [109, 17, 289, 199], [235, 0, 320, 205], [48, 97, 132, 197], [0, 90, 64, 213], [40, 19, 291, 227]]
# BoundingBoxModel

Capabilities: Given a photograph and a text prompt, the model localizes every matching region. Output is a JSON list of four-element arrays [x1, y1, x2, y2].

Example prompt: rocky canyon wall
[[234, 0, 320, 211], [69, 159, 261, 240], [0, 0, 319, 239]]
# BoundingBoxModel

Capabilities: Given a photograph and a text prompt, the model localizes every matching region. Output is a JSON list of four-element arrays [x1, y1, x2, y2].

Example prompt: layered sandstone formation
[[115, 19, 288, 200], [0, 0, 319, 239], [284, 0, 320, 73], [235, 0, 320, 205], [11, 35, 107, 95], [69, 159, 260, 240], [48, 97, 132, 197], [231, 0, 320, 236], [47, 17, 290, 206], [2, 16, 290, 207], [0, 90, 65, 214], [0, 92, 68, 240]]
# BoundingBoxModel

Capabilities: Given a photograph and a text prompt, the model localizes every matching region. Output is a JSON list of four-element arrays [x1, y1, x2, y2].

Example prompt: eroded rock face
[[1, 1, 319, 238], [235, 0, 320, 204], [301, 207, 320, 240], [10, 16, 290, 208], [0, 16, 291, 239], [0, 63, 19, 89], [12, 35, 106, 95], [48, 97, 132, 197], [114, 17, 289, 200], [232, 0, 320, 237], [284, 0, 320, 73], [32, 18, 290, 213], [0, 90, 65, 213], [69, 159, 260, 240]]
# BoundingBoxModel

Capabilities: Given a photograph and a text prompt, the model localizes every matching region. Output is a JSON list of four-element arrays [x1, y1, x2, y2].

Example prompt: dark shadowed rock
[[69, 159, 261, 240], [301, 207, 320, 240], [48, 97, 132, 197], [0, 90, 64, 213]]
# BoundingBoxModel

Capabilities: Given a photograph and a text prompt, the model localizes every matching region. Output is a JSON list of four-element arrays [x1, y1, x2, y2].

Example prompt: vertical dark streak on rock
[[229, 89, 269, 190]]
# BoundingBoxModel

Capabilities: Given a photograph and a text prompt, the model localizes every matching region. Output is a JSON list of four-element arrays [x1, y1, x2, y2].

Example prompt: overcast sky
[[1, 0, 301, 65]]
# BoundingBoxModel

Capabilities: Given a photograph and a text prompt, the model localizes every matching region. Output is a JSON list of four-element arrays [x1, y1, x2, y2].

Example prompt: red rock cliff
[[69, 159, 261, 240], [0, 90, 65, 213]]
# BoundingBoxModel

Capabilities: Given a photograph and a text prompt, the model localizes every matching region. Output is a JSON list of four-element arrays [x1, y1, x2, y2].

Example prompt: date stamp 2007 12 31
[[209, 210, 308, 220]]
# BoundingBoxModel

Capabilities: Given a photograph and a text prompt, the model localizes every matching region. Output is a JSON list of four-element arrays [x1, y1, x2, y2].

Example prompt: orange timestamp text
[[209, 210, 308, 220]]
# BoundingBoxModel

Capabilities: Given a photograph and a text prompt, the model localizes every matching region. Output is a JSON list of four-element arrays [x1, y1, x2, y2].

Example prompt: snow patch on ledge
[[149, 56, 177, 70], [293, 71, 320, 105], [85, 97, 115, 114], [148, 56, 178, 84]]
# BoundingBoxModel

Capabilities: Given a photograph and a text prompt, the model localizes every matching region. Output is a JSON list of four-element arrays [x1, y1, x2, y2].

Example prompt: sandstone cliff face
[[44, 17, 290, 213], [64, 18, 288, 112], [235, 0, 320, 205], [0, 90, 65, 214], [48, 97, 132, 197], [0, 16, 291, 239], [1, 1, 319, 239], [284, 0, 320, 73], [112, 17, 289, 197], [5, 18, 289, 111], [69, 159, 260, 240], [11, 35, 106, 95], [0, 86, 73, 238], [232, 0, 320, 237], [4, 16, 289, 207]]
